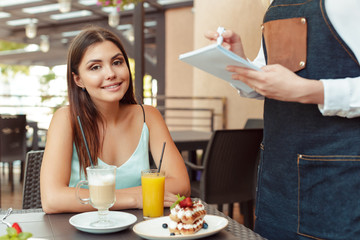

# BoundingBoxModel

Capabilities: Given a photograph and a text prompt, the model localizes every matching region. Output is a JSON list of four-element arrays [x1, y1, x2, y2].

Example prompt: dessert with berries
[[168, 195, 207, 235]]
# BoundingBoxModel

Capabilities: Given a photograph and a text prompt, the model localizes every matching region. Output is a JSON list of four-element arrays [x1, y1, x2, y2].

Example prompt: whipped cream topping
[[169, 220, 178, 230], [169, 218, 205, 230], [170, 200, 205, 219]]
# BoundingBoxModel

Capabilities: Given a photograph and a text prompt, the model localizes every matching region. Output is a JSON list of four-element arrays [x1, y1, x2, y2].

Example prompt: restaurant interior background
[[0, 0, 267, 218]]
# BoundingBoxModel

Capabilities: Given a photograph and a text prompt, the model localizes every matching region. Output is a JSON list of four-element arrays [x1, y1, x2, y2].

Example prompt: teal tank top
[[68, 109, 150, 189]]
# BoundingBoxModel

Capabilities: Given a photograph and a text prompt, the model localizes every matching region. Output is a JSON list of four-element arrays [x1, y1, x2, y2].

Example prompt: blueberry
[[203, 222, 208, 229], [170, 233, 175, 236], [162, 223, 168, 229]]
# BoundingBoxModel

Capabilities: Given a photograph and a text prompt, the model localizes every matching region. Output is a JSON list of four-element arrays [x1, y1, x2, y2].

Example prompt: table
[[170, 131, 212, 152], [0, 202, 266, 240]]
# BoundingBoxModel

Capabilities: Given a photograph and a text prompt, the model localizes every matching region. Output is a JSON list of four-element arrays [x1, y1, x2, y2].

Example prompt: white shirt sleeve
[[319, 77, 360, 118], [317, 0, 360, 118]]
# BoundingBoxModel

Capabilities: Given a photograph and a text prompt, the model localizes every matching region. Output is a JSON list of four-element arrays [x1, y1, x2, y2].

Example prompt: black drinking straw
[[157, 142, 166, 173], [77, 116, 94, 168]]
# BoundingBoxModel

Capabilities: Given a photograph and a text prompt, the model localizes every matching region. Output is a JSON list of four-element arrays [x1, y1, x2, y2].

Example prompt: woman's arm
[[40, 107, 155, 213], [40, 107, 96, 213], [144, 105, 191, 200]]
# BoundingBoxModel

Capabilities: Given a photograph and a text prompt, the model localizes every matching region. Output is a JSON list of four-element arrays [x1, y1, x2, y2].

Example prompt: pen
[[217, 26, 225, 45]]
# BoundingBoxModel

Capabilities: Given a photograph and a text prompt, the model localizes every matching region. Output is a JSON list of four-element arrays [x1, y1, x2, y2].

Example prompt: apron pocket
[[263, 17, 307, 72], [297, 154, 360, 239]]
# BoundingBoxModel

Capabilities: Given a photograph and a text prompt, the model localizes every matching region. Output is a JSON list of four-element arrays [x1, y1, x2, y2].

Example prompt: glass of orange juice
[[141, 169, 165, 219]]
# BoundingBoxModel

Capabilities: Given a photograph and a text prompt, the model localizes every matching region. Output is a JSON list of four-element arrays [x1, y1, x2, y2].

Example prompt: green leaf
[[170, 194, 185, 209], [6, 228, 17, 237], [18, 232, 32, 240], [0, 235, 10, 240]]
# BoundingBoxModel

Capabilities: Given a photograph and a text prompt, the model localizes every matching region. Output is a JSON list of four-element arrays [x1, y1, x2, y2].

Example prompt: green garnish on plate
[[0, 226, 32, 240], [170, 194, 185, 209]]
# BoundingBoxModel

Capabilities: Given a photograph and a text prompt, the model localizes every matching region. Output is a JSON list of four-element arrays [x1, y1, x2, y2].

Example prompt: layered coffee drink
[[76, 165, 117, 227], [89, 175, 116, 210]]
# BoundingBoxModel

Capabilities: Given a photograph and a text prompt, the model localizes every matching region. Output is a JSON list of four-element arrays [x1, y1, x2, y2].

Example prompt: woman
[[40, 26, 190, 213], [206, 0, 359, 239]]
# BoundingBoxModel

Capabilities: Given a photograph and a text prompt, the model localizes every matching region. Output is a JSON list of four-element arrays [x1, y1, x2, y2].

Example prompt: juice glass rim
[[141, 169, 165, 175]]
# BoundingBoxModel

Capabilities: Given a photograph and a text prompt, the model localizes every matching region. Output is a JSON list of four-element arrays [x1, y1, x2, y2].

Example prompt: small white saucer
[[69, 211, 137, 234]]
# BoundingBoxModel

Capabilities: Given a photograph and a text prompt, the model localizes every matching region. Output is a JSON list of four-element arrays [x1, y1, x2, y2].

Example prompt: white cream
[[169, 220, 178, 230], [88, 174, 115, 186], [177, 209, 185, 219], [171, 219, 205, 231], [172, 201, 205, 220]]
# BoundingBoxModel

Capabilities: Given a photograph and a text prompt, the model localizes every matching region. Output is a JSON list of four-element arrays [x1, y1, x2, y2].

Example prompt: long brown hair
[[67, 25, 137, 175]]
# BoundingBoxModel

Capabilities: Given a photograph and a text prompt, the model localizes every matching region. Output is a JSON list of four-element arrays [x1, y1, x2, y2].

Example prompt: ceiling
[[0, 0, 193, 67]]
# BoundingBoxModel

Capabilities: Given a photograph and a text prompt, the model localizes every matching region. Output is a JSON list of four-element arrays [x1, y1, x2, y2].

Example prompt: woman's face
[[73, 40, 130, 106]]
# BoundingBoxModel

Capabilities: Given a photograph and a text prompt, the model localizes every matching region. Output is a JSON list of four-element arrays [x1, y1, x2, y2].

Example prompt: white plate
[[69, 211, 137, 234], [132, 215, 228, 240]]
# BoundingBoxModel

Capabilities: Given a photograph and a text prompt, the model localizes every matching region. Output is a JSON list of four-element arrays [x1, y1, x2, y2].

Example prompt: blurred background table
[[171, 130, 212, 153]]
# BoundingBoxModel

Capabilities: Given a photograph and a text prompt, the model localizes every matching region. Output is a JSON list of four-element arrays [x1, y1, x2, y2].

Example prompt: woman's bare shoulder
[[142, 104, 161, 117], [141, 104, 166, 128], [51, 106, 71, 120], [54, 106, 70, 115], [49, 106, 72, 130]]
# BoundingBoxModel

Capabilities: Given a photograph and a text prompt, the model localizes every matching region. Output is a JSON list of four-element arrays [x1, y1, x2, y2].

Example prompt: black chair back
[[22, 150, 44, 209], [186, 129, 263, 229], [201, 129, 263, 203]]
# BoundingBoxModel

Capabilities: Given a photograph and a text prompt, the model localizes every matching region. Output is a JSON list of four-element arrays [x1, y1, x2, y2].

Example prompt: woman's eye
[[90, 65, 101, 71], [113, 59, 124, 66]]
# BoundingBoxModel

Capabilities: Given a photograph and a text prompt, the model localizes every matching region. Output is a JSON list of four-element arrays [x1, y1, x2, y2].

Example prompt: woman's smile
[[102, 82, 122, 91]]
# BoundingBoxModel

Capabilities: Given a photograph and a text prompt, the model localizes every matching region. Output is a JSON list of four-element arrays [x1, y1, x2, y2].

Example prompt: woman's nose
[[105, 66, 116, 80]]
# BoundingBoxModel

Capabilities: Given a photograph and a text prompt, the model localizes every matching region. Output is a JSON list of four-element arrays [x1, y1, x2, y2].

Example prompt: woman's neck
[[98, 102, 129, 125]]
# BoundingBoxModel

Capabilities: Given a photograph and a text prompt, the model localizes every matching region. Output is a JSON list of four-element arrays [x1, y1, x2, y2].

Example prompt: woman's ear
[[72, 72, 84, 88]]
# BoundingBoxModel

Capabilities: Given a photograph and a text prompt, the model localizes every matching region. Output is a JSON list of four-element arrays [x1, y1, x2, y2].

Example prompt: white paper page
[[179, 44, 260, 94]]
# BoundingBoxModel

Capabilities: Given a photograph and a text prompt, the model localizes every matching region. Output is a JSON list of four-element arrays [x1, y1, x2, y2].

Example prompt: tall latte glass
[[76, 165, 116, 227]]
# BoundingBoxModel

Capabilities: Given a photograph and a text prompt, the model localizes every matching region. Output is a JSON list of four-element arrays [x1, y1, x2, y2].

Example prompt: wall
[[192, 0, 267, 129], [165, 7, 194, 97], [165, 1, 268, 130]]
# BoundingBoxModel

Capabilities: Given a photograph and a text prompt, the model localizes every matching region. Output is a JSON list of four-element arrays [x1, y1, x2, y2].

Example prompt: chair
[[185, 129, 263, 229], [22, 150, 44, 209], [26, 121, 47, 152], [0, 114, 27, 192]]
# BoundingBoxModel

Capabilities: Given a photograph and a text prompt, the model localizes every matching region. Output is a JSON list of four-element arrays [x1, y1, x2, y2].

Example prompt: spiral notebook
[[179, 43, 260, 94]]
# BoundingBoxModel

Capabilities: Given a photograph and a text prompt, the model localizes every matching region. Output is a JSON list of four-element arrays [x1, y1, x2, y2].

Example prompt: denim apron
[[255, 0, 360, 239]]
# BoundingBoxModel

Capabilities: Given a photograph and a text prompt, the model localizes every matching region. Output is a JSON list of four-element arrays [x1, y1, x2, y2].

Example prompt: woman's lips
[[102, 82, 121, 89]]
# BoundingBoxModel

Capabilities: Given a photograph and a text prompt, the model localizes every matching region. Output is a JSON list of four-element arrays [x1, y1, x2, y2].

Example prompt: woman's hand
[[204, 29, 247, 59], [136, 191, 183, 209], [164, 192, 179, 207], [227, 64, 324, 104]]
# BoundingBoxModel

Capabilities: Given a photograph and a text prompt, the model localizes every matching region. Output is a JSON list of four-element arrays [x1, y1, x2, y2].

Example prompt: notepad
[[179, 43, 260, 94]]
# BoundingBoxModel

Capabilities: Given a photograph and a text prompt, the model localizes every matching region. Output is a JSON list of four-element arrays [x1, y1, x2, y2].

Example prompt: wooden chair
[[22, 150, 44, 209], [0, 114, 27, 192], [185, 129, 263, 229]]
